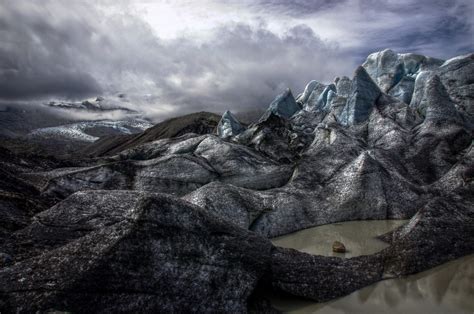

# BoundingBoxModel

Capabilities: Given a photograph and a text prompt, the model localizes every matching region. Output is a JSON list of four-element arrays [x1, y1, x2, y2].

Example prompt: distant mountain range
[[46, 95, 138, 113]]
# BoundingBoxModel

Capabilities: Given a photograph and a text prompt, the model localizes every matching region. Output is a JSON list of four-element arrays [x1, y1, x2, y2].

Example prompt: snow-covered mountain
[[27, 119, 153, 143], [46, 95, 137, 113]]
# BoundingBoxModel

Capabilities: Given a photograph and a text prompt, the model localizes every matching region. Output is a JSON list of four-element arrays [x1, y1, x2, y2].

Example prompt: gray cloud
[[0, 0, 472, 121], [0, 0, 353, 119], [0, 1, 172, 101], [242, 0, 348, 16], [157, 23, 353, 115], [352, 0, 474, 60], [0, 1, 103, 99]]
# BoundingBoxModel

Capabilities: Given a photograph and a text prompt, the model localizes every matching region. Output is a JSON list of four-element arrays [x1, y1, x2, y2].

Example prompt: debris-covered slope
[[1, 50, 473, 312], [81, 111, 221, 157]]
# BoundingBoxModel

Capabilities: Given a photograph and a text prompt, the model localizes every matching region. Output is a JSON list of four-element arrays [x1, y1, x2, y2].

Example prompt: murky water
[[272, 220, 408, 258], [270, 220, 474, 314]]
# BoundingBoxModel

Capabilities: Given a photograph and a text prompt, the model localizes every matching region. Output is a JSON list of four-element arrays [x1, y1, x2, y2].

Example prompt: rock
[[332, 241, 346, 253], [437, 53, 474, 120], [0, 191, 273, 312], [297, 80, 326, 104], [363, 49, 405, 92], [338, 66, 381, 126], [363, 49, 444, 105], [423, 75, 462, 123], [81, 112, 221, 157], [388, 76, 415, 104], [366, 96, 410, 154], [217, 110, 245, 139], [266, 157, 474, 302], [403, 75, 470, 184], [192, 135, 294, 188], [267, 183, 474, 303], [380, 186, 474, 277], [315, 84, 337, 111], [0, 253, 12, 267], [363, 49, 443, 94], [183, 182, 267, 229], [0, 163, 51, 239], [1, 48, 473, 312], [40, 134, 294, 198], [305, 85, 331, 109], [269, 247, 383, 302], [410, 70, 434, 111], [288, 100, 332, 151], [409, 54, 474, 126], [238, 113, 297, 163], [260, 88, 300, 122], [188, 126, 426, 238], [335, 76, 352, 97]]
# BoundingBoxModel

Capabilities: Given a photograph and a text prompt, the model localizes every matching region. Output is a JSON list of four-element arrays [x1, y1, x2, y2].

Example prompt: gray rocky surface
[[363, 49, 443, 102], [0, 49, 473, 312], [217, 110, 245, 139], [0, 191, 273, 312], [338, 66, 382, 125], [259, 88, 301, 122]]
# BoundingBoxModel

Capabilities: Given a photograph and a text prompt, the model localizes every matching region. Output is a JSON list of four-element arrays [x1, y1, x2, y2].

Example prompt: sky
[[0, 0, 473, 119]]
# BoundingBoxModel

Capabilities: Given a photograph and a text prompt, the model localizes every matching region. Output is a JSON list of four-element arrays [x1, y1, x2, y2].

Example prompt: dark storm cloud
[[0, 1, 103, 99], [157, 23, 352, 115], [0, 68, 101, 100], [248, 0, 473, 61], [0, 0, 472, 120], [0, 0, 353, 117], [0, 1, 177, 102], [350, 0, 474, 61], [245, 0, 347, 16]]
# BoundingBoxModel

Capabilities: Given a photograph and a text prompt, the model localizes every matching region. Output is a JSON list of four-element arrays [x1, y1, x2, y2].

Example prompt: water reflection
[[269, 220, 474, 313]]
